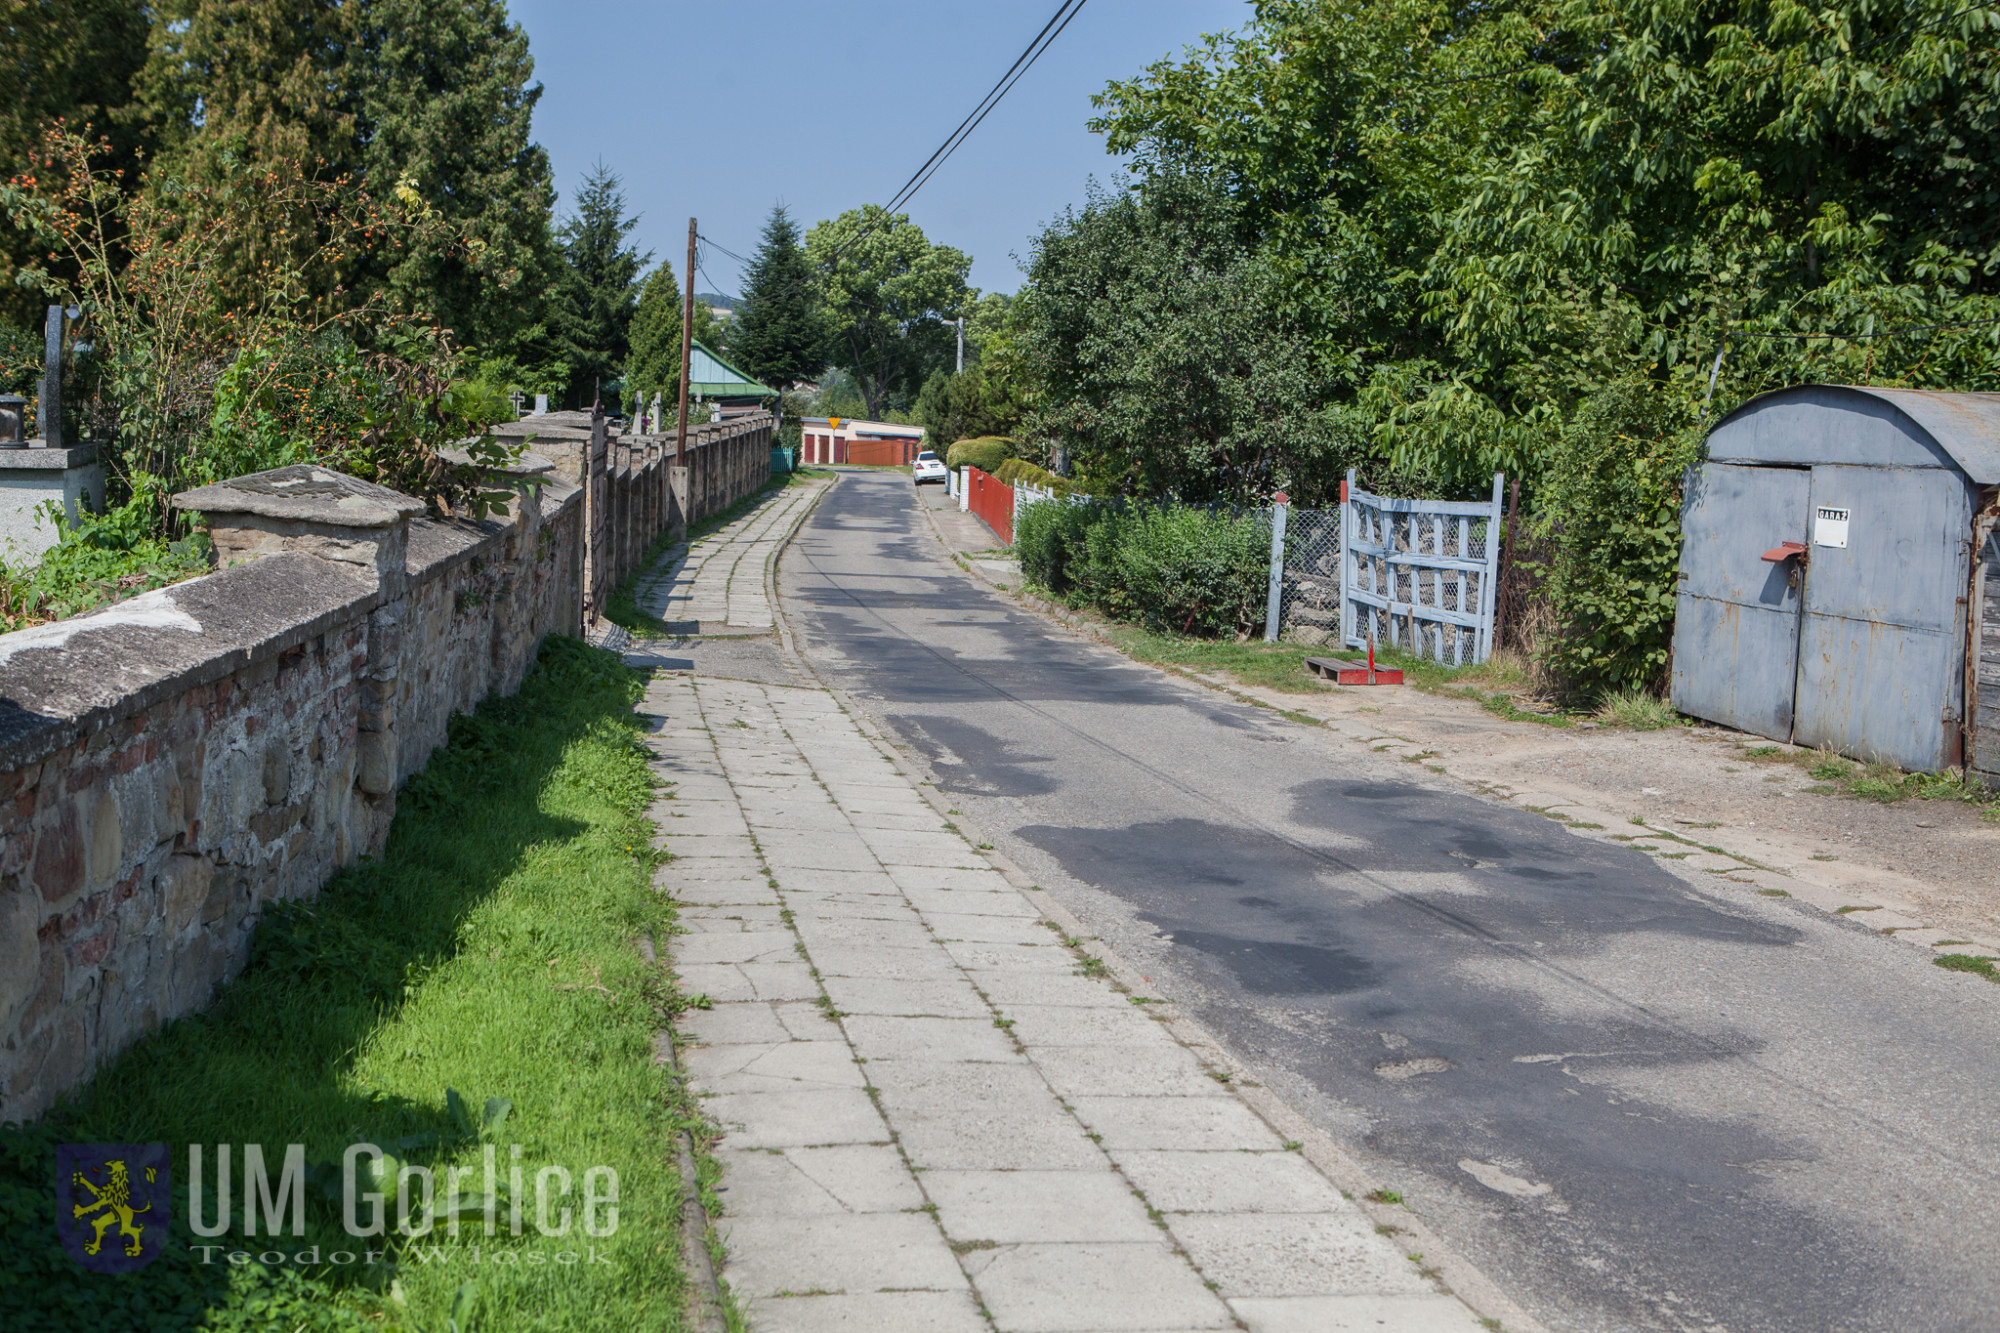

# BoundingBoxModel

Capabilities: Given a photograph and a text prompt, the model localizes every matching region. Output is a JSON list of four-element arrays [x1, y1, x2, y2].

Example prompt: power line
[[693, 0, 1091, 311], [876, 0, 1089, 220], [698, 235, 755, 269], [694, 261, 738, 305]]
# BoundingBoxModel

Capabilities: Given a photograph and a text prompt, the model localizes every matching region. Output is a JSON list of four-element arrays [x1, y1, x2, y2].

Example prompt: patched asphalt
[[778, 469, 2000, 1333]]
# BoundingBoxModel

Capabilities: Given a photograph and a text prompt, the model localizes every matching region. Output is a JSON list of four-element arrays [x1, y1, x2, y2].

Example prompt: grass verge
[[0, 637, 706, 1332], [1742, 743, 2000, 818], [1101, 626, 1342, 695], [604, 467, 831, 636], [1093, 621, 1577, 725]]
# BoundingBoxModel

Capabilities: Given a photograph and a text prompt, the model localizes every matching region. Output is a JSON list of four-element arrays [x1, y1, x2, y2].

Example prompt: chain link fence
[[1276, 508, 1343, 646]]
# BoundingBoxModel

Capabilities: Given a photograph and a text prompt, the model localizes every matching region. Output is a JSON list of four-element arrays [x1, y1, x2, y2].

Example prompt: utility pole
[[676, 217, 697, 465], [955, 316, 964, 375]]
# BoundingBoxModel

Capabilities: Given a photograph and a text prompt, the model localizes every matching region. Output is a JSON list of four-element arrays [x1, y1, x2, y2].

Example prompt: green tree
[[916, 290, 1034, 443], [726, 204, 825, 390], [1090, 0, 2000, 488], [135, 0, 357, 179], [0, 0, 153, 329], [914, 362, 1025, 445], [553, 163, 647, 408], [128, 0, 561, 355], [1020, 170, 1353, 504], [350, 0, 558, 358], [625, 258, 726, 414], [805, 206, 970, 419]]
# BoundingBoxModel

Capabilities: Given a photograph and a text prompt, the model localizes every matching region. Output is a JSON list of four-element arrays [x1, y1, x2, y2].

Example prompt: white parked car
[[911, 450, 948, 485]]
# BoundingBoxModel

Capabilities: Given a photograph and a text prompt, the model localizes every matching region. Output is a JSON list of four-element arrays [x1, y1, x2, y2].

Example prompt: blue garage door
[[1671, 463, 1811, 741]]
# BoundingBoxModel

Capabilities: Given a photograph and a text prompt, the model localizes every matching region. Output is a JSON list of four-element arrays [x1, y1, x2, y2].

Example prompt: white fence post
[[1477, 471, 1505, 663], [1263, 494, 1289, 643]]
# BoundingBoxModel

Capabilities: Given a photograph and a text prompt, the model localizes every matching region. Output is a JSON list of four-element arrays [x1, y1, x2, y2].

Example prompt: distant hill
[[696, 292, 737, 315]]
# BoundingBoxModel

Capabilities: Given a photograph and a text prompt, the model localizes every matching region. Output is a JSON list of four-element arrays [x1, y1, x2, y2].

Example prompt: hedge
[[994, 458, 1074, 494], [1014, 498, 1270, 638], [945, 435, 1019, 473]]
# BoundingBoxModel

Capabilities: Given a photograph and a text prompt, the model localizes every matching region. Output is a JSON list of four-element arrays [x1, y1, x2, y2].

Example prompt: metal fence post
[[1339, 468, 1356, 649], [1263, 493, 1289, 643], [1477, 471, 1505, 662]]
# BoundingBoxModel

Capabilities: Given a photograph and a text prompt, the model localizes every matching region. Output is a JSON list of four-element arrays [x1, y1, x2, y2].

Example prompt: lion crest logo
[[57, 1144, 170, 1273]]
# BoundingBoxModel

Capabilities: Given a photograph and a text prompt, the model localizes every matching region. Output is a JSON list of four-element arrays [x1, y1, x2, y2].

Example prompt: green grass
[[1031, 586, 1710, 739], [0, 638, 704, 1331], [1743, 743, 2000, 818], [1102, 626, 1339, 694], [1592, 684, 1689, 731], [604, 468, 829, 635], [1934, 954, 2000, 982], [1092, 625, 1530, 705]]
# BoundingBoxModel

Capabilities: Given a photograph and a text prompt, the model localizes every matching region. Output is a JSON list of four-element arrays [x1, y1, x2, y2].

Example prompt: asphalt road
[[777, 469, 2000, 1333]]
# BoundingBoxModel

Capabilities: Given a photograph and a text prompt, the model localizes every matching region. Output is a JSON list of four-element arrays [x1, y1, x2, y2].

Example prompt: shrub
[[1014, 494, 1101, 594], [995, 457, 1073, 494], [1014, 498, 1270, 638], [1537, 379, 1702, 697], [1116, 505, 1271, 637], [946, 435, 1018, 474], [0, 491, 213, 630]]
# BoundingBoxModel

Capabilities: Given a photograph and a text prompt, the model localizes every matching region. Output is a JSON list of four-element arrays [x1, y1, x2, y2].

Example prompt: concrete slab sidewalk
[[640, 669, 1490, 1333], [633, 481, 822, 633]]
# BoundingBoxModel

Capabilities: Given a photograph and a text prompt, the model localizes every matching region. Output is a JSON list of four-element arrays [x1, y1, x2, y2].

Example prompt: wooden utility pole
[[676, 217, 696, 465]]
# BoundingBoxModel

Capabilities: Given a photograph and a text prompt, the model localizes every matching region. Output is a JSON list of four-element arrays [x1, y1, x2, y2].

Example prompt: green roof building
[[688, 341, 779, 404]]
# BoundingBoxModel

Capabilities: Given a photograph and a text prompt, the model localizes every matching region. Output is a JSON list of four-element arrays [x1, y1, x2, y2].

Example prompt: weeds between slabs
[[0, 638, 711, 1332]]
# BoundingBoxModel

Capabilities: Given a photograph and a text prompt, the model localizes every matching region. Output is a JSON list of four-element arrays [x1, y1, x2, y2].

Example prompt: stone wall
[[492, 409, 776, 622], [0, 465, 584, 1122]]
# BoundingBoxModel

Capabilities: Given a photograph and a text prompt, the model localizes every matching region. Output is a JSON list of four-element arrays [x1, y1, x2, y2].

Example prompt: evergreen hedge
[[944, 436, 1018, 474]]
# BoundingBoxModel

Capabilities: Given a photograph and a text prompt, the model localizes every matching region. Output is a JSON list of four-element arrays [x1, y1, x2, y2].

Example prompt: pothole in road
[[1374, 1057, 1455, 1079]]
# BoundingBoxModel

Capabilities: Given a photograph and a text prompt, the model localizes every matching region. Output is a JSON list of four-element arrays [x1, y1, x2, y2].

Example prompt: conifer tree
[[553, 163, 647, 408], [131, 0, 557, 355], [727, 205, 825, 391], [135, 0, 356, 179], [626, 260, 726, 412], [350, 0, 558, 357]]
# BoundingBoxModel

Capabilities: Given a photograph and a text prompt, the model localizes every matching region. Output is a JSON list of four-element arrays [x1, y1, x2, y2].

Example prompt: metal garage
[[1671, 385, 2000, 780]]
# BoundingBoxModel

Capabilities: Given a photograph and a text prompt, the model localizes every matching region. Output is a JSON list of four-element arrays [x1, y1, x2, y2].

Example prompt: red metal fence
[[964, 465, 1013, 545]]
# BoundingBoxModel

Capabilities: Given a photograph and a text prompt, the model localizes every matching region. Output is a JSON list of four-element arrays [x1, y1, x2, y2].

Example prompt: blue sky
[[506, 0, 1254, 296]]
